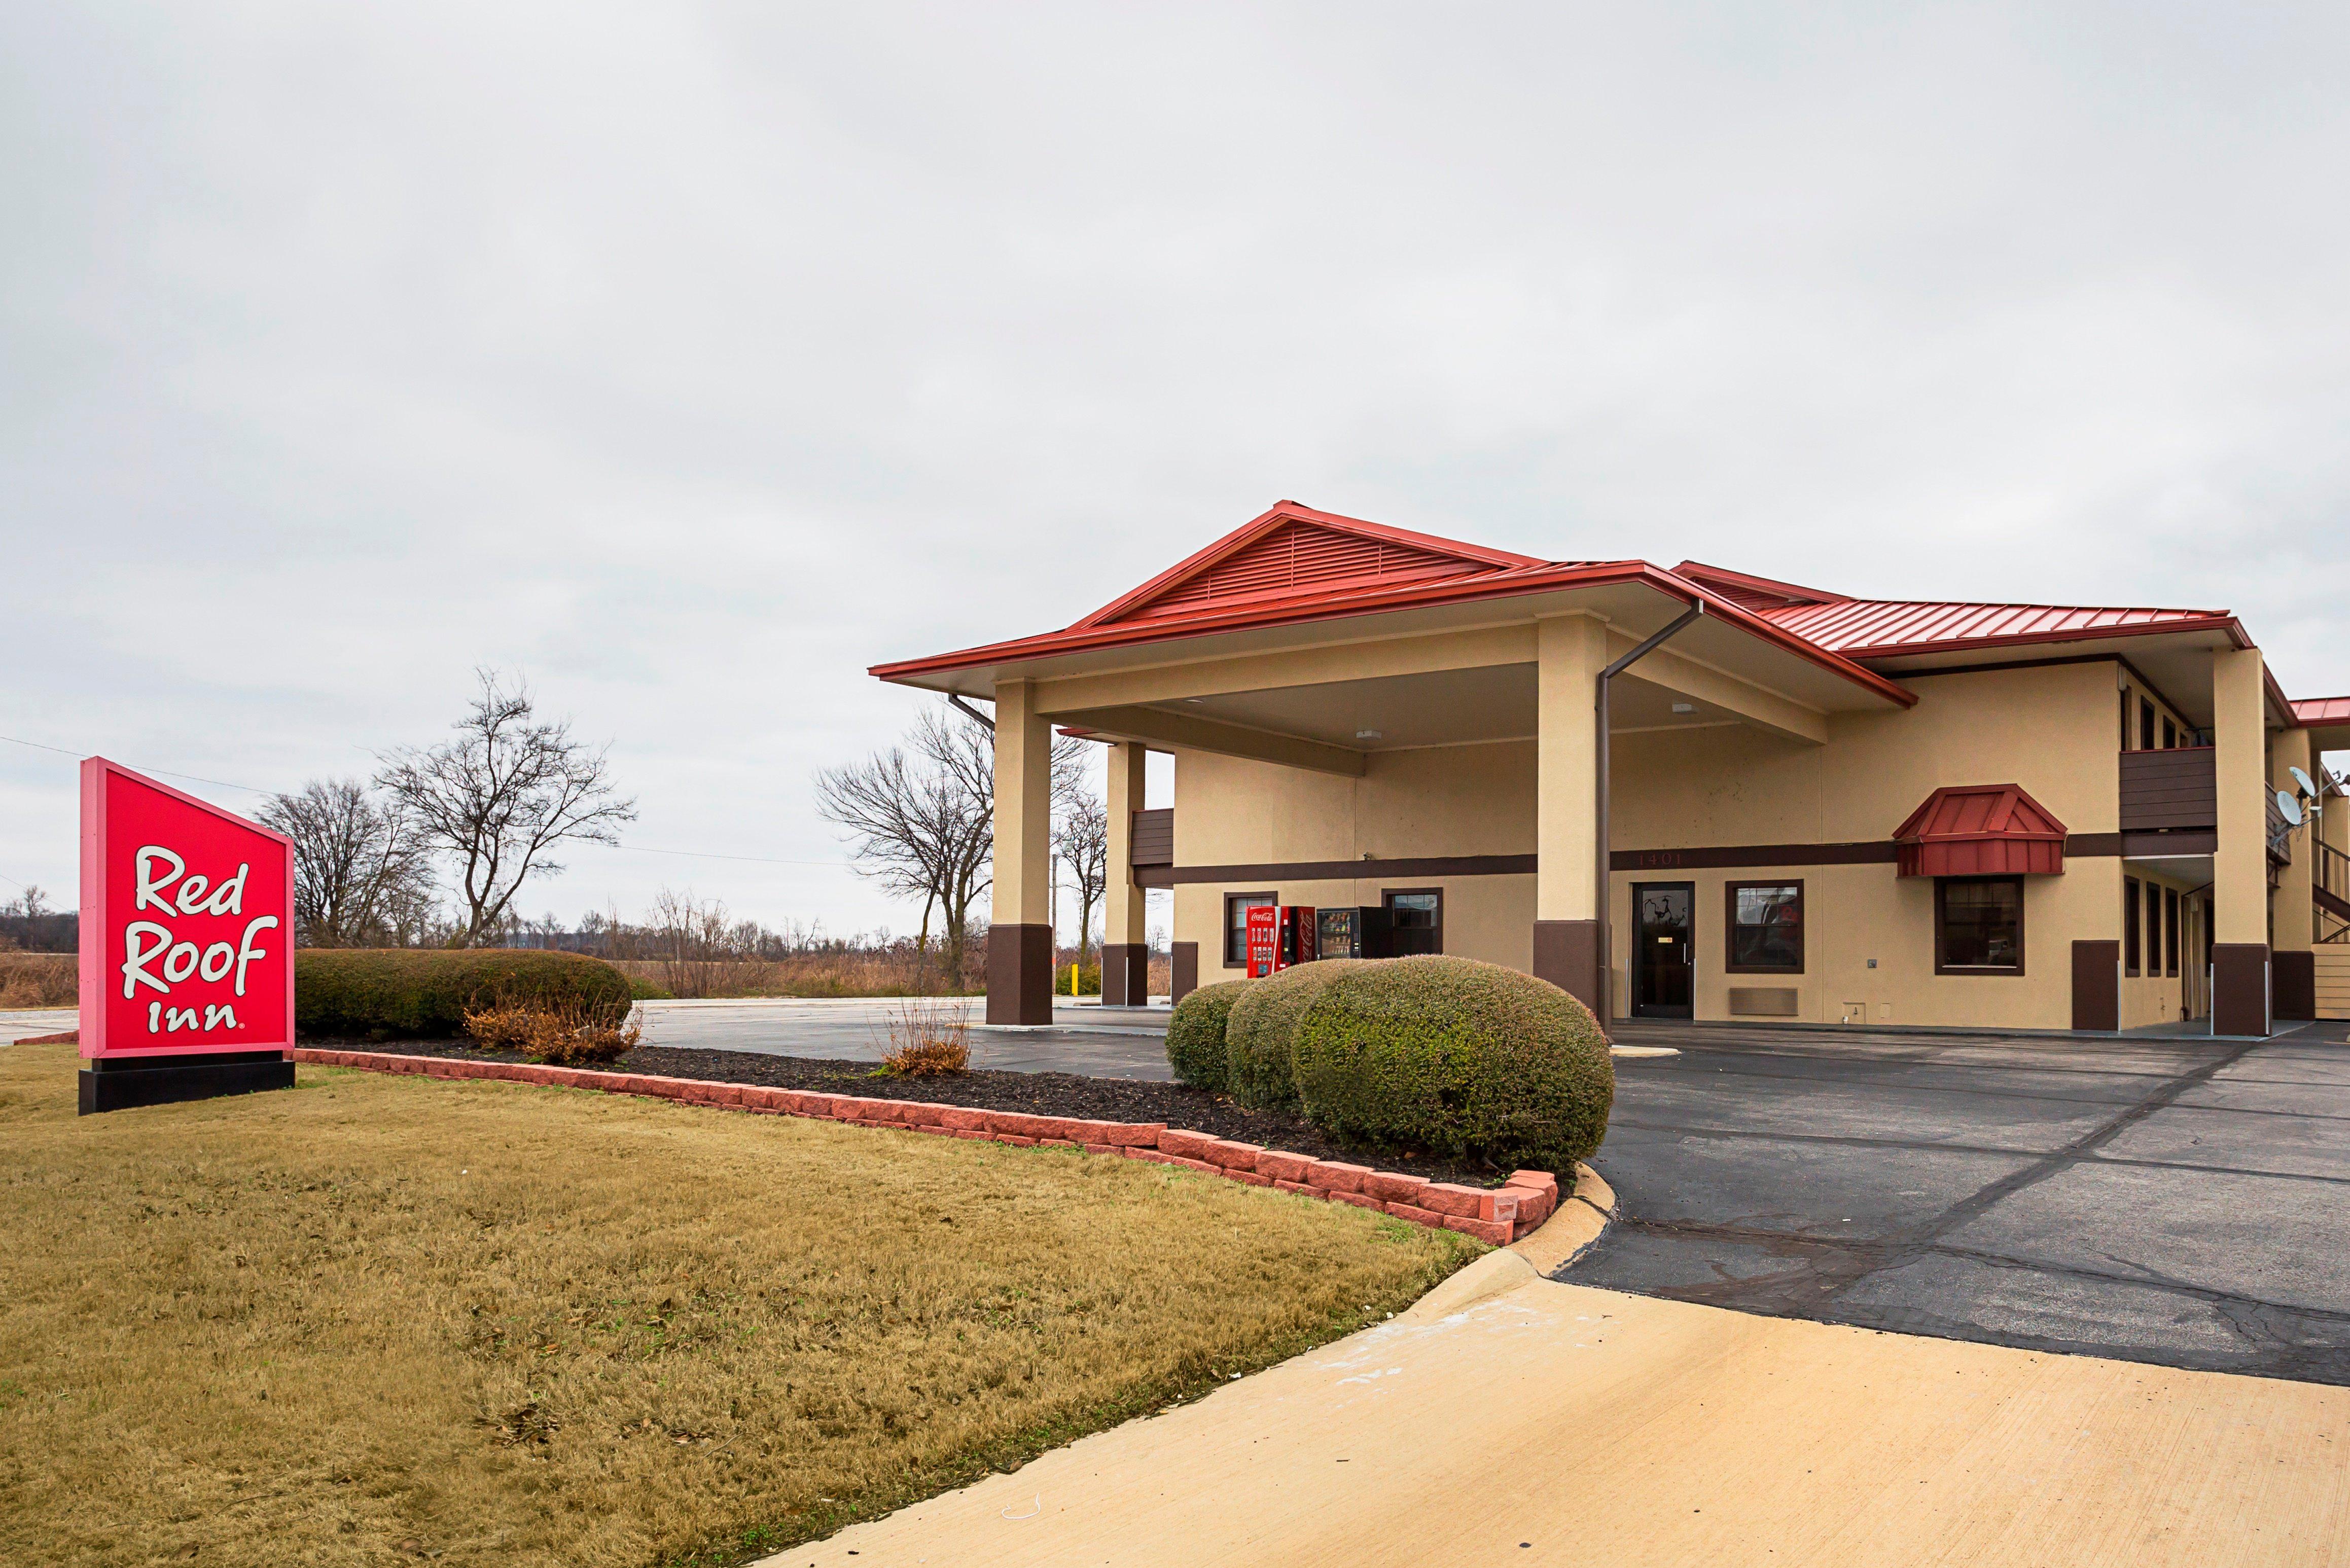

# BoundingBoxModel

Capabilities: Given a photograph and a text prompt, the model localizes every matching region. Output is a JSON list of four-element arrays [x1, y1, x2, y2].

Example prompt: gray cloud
[[6, 3, 2347, 926]]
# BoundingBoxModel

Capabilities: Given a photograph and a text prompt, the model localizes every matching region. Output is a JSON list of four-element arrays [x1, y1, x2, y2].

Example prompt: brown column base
[[1170, 942, 1199, 1006], [1534, 920, 1606, 1023], [2212, 942, 2271, 1038], [2274, 950, 2317, 1022], [985, 923, 1054, 1025], [2070, 940, 2120, 1031], [1101, 943, 1151, 1006]]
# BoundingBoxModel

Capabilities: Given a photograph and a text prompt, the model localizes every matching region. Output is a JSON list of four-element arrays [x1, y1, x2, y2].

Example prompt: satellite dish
[[2276, 790, 2304, 827], [2290, 765, 2318, 799]]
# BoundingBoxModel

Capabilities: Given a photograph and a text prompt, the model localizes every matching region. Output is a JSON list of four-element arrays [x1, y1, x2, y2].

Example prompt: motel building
[[873, 503, 2350, 1038]]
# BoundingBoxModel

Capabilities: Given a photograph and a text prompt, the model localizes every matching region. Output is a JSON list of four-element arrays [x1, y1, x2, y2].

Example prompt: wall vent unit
[[1728, 987, 1800, 1017]]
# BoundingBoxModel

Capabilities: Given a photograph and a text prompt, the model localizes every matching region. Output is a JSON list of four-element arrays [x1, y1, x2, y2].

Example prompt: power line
[[1, 733, 272, 796]]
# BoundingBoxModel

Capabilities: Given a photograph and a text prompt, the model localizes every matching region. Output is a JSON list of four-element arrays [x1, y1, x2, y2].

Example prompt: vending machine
[[1245, 905, 1319, 977], [1314, 905, 1397, 960]]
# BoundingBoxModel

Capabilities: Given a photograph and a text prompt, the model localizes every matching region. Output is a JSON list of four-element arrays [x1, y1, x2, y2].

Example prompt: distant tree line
[[0, 886, 75, 953]]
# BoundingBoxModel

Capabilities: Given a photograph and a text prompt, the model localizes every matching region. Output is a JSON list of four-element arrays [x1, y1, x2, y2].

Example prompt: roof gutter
[[1595, 598, 1706, 1023]]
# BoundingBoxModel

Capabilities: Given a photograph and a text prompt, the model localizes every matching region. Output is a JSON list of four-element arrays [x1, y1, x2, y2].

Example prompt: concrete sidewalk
[[0, 1008, 76, 1044], [766, 1271, 2350, 1567]]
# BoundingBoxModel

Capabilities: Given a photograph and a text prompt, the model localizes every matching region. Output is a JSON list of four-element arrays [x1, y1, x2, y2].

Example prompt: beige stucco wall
[[1167, 659, 2183, 1028], [1172, 742, 1538, 976]]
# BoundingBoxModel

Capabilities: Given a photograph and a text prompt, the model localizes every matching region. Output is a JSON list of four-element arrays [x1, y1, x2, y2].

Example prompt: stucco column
[[988, 679, 1054, 1024], [2211, 648, 2271, 1036], [1534, 614, 1607, 1017], [1101, 741, 1150, 1005], [2271, 725, 2317, 1019]]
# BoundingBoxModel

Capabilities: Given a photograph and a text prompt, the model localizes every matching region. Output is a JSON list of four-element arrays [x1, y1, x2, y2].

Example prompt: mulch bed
[[321, 1038, 1520, 1185]]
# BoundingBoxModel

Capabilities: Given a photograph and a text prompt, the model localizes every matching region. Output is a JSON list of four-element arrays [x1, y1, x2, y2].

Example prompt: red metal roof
[[1754, 597, 2242, 658], [1669, 561, 1845, 614], [872, 503, 1917, 708], [1892, 784, 2068, 878], [2294, 696, 2350, 726], [869, 503, 2337, 720]]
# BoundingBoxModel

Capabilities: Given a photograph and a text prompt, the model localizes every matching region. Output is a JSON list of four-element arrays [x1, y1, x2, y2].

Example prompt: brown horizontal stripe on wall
[[1134, 854, 1538, 888], [1613, 842, 1896, 871], [1138, 833, 2207, 888]]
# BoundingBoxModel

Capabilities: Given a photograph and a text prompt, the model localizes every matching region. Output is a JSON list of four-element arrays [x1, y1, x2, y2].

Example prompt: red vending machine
[[1244, 905, 1319, 977]]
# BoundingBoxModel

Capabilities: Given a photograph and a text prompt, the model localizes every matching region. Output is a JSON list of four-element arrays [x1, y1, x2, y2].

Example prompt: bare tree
[[259, 778, 438, 947], [815, 702, 1083, 986], [1055, 787, 1109, 966], [376, 670, 637, 947]]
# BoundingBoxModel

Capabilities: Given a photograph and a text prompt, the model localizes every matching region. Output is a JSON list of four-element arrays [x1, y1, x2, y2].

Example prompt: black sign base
[[79, 1051, 296, 1116]]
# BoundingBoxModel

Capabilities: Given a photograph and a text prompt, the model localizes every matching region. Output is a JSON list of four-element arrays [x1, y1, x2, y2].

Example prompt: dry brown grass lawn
[[0, 1040, 1474, 1568]]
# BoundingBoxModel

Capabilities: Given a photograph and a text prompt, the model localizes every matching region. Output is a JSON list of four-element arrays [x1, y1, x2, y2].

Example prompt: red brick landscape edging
[[291, 1048, 1558, 1245]]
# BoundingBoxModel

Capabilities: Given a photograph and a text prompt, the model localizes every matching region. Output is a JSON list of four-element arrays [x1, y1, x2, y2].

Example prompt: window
[[1224, 892, 1274, 968], [2162, 716, 2177, 749], [1937, 877, 2025, 974], [2164, 887, 2181, 977], [1382, 888, 1443, 955], [1726, 881, 1804, 973], [2140, 697, 2157, 751], [2120, 691, 2132, 750], [2124, 877, 2142, 977]]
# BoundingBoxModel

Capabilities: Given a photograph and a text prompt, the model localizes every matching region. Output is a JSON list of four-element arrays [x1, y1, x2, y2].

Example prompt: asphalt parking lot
[[632, 997, 1176, 1078], [1580, 1018, 2350, 1384]]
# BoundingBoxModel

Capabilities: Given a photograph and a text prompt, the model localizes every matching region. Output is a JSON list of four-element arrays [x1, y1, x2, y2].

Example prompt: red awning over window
[[1893, 785, 2068, 877]]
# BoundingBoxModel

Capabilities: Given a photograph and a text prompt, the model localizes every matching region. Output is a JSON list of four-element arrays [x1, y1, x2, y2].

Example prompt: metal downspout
[[1595, 601, 1706, 1023]]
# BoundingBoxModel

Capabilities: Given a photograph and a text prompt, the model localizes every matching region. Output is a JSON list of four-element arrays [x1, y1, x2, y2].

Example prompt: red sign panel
[[78, 758, 296, 1058]]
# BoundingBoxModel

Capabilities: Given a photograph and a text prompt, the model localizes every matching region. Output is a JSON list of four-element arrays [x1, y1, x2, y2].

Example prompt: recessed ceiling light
[[1356, 729, 1383, 740], [1183, 697, 1205, 704], [1670, 702, 1697, 715]]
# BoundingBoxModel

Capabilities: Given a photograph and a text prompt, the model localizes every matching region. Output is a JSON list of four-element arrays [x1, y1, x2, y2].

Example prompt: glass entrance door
[[1632, 882, 1695, 1019]]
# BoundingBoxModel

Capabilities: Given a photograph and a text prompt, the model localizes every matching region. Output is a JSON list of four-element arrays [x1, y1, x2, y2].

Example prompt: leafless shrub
[[878, 997, 971, 1076], [461, 1001, 640, 1065]]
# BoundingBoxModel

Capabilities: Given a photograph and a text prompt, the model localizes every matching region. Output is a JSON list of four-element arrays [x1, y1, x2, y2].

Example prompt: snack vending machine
[[1245, 904, 1319, 977], [1314, 905, 1397, 960]]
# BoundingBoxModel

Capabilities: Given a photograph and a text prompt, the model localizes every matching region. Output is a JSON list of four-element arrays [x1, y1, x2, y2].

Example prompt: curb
[[291, 1048, 1569, 1246], [1507, 1164, 1616, 1276]]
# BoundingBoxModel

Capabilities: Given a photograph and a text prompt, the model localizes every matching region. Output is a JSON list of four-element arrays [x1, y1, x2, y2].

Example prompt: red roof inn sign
[[76, 758, 297, 1114]]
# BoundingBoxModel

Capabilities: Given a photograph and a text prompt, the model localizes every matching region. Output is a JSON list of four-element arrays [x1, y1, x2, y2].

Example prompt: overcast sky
[[5, 4, 2347, 937]]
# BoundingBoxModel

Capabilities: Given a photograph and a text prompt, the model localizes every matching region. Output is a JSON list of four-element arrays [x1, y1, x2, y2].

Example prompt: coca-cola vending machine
[[1245, 904, 1318, 977]]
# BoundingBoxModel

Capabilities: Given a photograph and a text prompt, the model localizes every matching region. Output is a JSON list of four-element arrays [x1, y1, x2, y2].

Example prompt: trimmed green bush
[[1164, 980, 1250, 1091], [295, 949, 636, 1041], [1223, 959, 1374, 1110], [1291, 955, 1614, 1171]]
